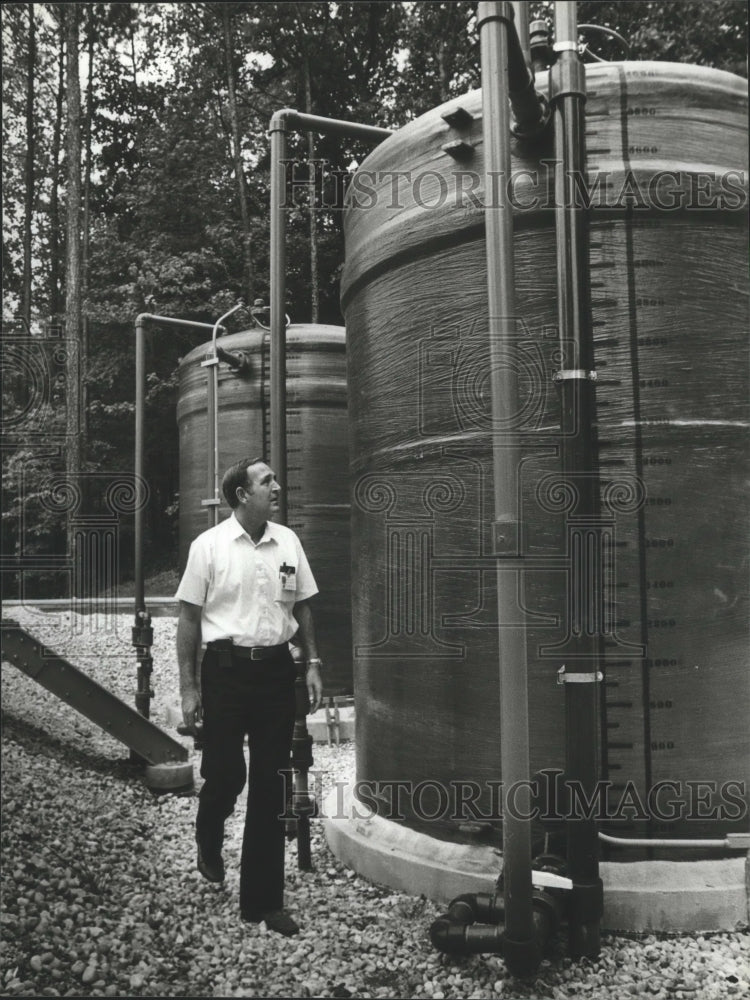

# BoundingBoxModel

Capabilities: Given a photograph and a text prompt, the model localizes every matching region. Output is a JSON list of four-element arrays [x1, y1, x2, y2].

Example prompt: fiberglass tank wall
[[341, 62, 748, 847], [176, 324, 352, 695]]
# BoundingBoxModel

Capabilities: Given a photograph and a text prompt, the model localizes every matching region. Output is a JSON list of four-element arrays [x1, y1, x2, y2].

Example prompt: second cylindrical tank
[[176, 324, 352, 695]]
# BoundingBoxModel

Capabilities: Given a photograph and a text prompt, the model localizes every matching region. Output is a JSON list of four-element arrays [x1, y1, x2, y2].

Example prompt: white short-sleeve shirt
[[175, 514, 318, 647]]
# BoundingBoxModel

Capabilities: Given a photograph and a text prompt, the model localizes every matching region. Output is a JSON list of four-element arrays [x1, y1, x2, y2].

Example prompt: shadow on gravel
[[1, 710, 147, 783]]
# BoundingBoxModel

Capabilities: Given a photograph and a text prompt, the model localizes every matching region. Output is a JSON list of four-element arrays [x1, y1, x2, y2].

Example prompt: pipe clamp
[[549, 58, 586, 101], [553, 41, 579, 53], [557, 665, 603, 684]]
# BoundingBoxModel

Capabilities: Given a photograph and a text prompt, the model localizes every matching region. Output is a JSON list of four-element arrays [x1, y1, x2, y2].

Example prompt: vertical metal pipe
[[134, 315, 147, 615], [269, 114, 289, 525], [205, 361, 217, 524], [133, 313, 228, 723], [477, 0, 538, 978], [550, 0, 603, 960], [267, 109, 391, 527], [205, 303, 243, 528], [511, 1, 531, 64]]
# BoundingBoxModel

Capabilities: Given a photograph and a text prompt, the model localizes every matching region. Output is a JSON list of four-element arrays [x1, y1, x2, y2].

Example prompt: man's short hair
[[222, 457, 264, 508]]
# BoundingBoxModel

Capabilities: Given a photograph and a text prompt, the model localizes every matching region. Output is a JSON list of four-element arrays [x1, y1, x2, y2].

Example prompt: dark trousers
[[196, 647, 296, 915]]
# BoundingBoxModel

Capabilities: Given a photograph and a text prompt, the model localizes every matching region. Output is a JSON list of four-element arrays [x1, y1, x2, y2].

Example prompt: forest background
[[2, 0, 747, 598]]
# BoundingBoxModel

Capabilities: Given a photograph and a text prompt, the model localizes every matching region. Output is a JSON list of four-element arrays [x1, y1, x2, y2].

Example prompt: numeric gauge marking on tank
[[285, 395, 306, 536]]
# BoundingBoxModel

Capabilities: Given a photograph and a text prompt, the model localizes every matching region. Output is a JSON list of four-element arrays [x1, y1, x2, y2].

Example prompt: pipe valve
[[530, 19, 553, 73]]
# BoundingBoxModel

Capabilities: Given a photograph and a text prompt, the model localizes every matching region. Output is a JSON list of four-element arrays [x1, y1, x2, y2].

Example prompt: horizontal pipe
[[431, 890, 562, 965], [135, 312, 222, 332], [269, 107, 394, 142], [599, 832, 747, 851], [448, 892, 504, 926], [430, 915, 504, 955]]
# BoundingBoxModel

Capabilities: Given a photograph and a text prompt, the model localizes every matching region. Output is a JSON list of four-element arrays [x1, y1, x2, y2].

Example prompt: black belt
[[207, 640, 287, 661]]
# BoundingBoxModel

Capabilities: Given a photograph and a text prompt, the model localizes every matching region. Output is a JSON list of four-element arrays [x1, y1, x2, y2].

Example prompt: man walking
[[175, 457, 323, 935]]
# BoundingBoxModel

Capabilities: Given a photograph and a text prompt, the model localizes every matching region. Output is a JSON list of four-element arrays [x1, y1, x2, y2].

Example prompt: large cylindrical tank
[[176, 324, 352, 695], [342, 62, 748, 847]]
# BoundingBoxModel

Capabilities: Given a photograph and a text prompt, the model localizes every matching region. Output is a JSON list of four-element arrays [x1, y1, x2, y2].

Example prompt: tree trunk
[[221, 4, 254, 305], [21, 3, 35, 333], [49, 21, 65, 321], [64, 3, 82, 489], [303, 55, 319, 324], [437, 38, 449, 103], [82, 10, 94, 297], [130, 28, 138, 98], [82, 7, 95, 444]]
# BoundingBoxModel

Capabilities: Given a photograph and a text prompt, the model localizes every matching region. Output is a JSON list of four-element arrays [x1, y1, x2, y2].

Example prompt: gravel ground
[[1, 608, 748, 999]]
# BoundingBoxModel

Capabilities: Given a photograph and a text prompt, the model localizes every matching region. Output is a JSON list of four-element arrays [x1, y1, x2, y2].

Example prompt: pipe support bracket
[[443, 139, 476, 161], [441, 106, 474, 129]]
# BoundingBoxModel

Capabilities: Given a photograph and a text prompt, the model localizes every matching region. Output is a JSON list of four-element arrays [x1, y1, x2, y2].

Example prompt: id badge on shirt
[[279, 562, 297, 594]]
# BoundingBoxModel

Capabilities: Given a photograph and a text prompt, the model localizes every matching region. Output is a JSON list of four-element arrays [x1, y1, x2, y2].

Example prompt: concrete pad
[[323, 783, 749, 932], [602, 859, 749, 932]]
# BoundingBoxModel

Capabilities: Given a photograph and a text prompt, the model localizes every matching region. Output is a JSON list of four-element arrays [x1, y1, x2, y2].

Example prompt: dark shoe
[[241, 908, 299, 936], [196, 843, 225, 883]]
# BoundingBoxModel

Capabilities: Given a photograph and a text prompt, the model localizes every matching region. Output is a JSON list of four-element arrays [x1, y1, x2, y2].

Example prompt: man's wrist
[[306, 657, 322, 667]]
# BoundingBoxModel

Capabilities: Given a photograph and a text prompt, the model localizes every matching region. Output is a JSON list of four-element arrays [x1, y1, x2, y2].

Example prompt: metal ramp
[[1, 619, 192, 790]]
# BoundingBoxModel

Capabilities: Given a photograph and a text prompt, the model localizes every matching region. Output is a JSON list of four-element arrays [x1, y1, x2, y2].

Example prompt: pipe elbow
[[449, 892, 479, 908], [447, 894, 479, 925], [269, 108, 298, 133]]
